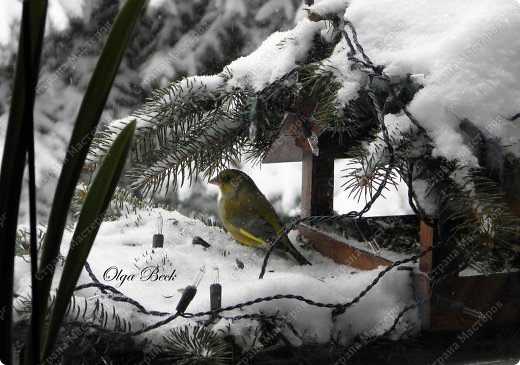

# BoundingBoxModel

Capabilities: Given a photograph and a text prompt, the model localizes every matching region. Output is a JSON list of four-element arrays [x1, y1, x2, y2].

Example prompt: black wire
[[83, 261, 108, 294], [69, 243, 435, 338], [124, 312, 181, 336], [354, 21, 434, 228], [405, 160, 434, 227], [344, 21, 374, 66], [74, 281, 170, 317], [62, 312, 182, 337], [185, 246, 434, 320]]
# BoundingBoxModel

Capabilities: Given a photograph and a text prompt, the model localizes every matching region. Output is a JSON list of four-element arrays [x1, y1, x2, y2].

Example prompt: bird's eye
[[221, 174, 230, 183]]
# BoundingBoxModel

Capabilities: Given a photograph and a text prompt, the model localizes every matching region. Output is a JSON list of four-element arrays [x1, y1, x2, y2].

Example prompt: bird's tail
[[280, 238, 312, 265]]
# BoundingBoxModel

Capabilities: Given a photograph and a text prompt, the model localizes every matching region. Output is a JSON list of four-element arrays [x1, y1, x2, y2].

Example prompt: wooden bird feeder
[[262, 110, 520, 332]]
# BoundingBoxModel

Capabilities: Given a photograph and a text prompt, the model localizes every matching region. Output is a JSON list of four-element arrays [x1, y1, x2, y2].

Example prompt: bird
[[209, 169, 311, 265]]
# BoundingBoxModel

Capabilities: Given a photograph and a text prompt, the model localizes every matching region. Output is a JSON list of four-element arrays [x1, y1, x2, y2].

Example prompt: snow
[[14, 208, 419, 349], [5, 0, 517, 179], [340, 0, 520, 164], [226, 18, 323, 91], [326, 43, 367, 109], [308, 0, 350, 19]]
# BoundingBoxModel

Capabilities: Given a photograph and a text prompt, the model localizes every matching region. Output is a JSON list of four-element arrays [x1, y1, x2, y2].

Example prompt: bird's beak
[[209, 176, 219, 186]]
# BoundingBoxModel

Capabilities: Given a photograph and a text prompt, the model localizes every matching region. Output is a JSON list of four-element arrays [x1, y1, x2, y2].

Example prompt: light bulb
[[157, 213, 163, 235], [368, 238, 381, 255], [307, 133, 319, 156], [249, 122, 258, 142], [212, 266, 220, 284], [210, 266, 222, 311], [191, 265, 206, 288], [176, 266, 205, 314]]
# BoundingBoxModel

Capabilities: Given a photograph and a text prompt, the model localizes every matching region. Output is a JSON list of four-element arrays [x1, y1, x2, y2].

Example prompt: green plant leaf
[[41, 120, 136, 361], [35, 0, 145, 356], [0, 1, 48, 363]]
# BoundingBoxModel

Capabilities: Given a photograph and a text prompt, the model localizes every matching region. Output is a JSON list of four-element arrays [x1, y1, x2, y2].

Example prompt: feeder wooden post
[[301, 140, 334, 218], [414, 220, 435, 329], [419, 221, 435, 272]]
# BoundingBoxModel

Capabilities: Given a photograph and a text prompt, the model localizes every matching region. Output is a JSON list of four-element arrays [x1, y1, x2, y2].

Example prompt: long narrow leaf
[[35, 0, 146, 353], [41, 120, 136, 361], [23, 0, 44, 362], [0, 1, 47, 363]]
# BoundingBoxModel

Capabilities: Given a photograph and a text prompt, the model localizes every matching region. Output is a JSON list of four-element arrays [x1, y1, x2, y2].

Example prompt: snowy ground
[[14, 208, 419, 350]]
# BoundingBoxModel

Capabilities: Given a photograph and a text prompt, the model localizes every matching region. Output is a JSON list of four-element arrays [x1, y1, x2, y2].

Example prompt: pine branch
[[161, 325, 232, 365]]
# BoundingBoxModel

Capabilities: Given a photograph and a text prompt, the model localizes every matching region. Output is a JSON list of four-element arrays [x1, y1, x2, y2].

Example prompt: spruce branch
[[161, 325, 232, 365], [127, 98, 249, 195]]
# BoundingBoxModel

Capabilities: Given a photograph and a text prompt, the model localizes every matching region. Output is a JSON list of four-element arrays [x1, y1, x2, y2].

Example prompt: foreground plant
[[0, 0, 146, 364]]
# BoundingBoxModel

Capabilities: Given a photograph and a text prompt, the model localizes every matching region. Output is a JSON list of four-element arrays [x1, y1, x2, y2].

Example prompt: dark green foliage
[[0, 1, 48, 362]]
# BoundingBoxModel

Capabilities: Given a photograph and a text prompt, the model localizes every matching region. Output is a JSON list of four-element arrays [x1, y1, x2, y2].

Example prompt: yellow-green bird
[[209, 169, 311, 265]]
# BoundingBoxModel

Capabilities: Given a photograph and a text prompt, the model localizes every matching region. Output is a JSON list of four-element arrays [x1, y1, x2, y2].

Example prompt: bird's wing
[[221, 191, 311, 265], [226, 205, 311, 265], [224, 204, 279, 244], [220, 185, 284, 245]]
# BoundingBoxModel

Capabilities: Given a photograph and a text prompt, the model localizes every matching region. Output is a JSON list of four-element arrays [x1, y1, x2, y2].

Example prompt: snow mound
[[226, 19, 323, 91], [14, 208, 419, 350], [340, 0, 520, 165]]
